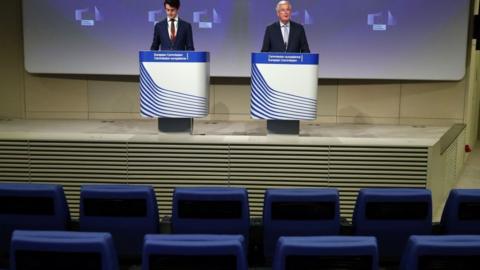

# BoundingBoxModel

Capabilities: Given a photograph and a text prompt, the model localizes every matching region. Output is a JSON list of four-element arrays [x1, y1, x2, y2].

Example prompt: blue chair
[[10, 230, 118, 270], [142, 234, 248, 270], [79, 184, 159, 257], [353, 188, 432, 258], [0, 183, 70, 254], [441, 189, 480, 234], [172, 187, 249, 239], [273, 236, 378, 270], [263, 188, 340, 258], [400, 235, 480, 270]]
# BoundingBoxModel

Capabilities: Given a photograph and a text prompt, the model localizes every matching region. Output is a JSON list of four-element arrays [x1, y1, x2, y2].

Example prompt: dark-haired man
[[150, 0, 194, 51]]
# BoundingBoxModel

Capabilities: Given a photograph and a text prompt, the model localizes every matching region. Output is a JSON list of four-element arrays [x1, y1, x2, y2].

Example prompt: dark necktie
[[170, 19, 176, 43]]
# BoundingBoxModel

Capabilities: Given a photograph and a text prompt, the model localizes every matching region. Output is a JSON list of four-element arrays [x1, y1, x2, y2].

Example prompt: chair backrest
[[142, 234, 248, 270], [400, 235, 480, 270], [0, 183, 70, 253], [440, 189, 480, 234], [10, 230, 118, 270], [79, 184, 159, 257], [352, 188, 432, 258], [263, 188, 340, 258], [171, 187, 250, 239], [272, 236, 378, 270]]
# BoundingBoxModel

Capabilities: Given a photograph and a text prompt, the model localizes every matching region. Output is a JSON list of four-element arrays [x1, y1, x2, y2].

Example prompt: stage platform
[[0, 119, 452, 145], [0, 119, 465, 220]]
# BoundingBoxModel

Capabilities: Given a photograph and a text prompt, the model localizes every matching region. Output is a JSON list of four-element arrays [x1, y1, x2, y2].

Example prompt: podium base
[[158, 118, 192, 133], [267, 120, 299, 135]]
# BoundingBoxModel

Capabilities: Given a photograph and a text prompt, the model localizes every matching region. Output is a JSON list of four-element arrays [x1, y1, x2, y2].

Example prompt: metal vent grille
[[229, 145, 428, 218], [0, 140, 428, 219], [328, 146, 428, 216], [0, 140, 30, 182], [126, 143, 230, 216]]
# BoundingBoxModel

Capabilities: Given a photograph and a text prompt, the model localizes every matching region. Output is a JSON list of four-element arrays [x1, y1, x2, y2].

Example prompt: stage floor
[[0, 119, 451, 147]]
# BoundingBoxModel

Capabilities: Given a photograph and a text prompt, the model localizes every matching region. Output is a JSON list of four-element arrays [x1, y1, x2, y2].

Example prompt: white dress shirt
[[280, 21, 290, 45]]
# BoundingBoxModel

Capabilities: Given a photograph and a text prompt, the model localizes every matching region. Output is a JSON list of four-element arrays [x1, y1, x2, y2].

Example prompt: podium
[[250, 53, 319, 134], [139, 51, 210, 133]]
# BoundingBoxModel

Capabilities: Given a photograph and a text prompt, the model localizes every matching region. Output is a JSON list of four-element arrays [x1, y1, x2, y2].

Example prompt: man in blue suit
[[150, 0, 194, 51], [261, 1, 310, 53]]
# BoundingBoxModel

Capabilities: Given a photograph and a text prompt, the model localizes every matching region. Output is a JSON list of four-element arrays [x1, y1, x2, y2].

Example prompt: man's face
[[276, 3, 291, 23], [165, 4, 178, 19]]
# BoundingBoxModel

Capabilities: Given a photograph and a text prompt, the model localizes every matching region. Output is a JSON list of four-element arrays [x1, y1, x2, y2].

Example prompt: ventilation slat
[[0, 140, 429, 219]]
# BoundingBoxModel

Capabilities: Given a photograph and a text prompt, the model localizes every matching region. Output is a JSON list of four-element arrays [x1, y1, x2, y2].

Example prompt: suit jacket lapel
[[274, 22, 285, 49], [174, 19, 184, 47], [161, 19, 172, 47]]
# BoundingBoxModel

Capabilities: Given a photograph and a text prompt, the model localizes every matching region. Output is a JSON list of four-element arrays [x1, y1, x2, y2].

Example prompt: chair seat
[[401, 235, 480, 270], [273, 236, 378, 270], [142, 234, 247, 270], [11, 230, 118, 270]]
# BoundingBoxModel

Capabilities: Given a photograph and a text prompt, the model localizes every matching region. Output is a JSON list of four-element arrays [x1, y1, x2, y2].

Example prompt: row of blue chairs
[[1, 183, 480, 260], [9, 230, 480, 270]]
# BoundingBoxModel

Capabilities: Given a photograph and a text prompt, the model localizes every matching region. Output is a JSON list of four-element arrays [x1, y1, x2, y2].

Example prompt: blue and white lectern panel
[[250, 53, 319, 120], [139, 51, 210, 118]]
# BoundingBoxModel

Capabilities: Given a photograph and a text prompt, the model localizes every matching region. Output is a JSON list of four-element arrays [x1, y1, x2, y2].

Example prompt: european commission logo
[[368, 11, 396, 31], [193, 9, 221, 29], [148, 10, 163, 24], [148, 9, 222, 29], [292, 10, 313, 25], [75, 6, 102, 26]]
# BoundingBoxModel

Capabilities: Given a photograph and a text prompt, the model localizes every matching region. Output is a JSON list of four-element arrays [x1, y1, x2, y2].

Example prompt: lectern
[[250, 53, 319, 135], [139, 51, 210, 133]]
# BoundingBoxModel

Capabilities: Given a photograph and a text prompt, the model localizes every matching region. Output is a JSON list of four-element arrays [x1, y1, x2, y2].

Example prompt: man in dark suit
[[261, 1, 310, 53], [150, 0, 194, 51]]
